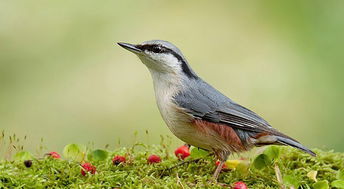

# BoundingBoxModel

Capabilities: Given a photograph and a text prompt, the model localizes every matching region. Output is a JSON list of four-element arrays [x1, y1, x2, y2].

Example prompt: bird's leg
[[212, 160, 225, 180], [212, 150, 230, 181]]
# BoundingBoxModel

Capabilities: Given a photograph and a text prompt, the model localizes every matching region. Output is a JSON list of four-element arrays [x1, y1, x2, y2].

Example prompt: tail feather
[[275, 136, 316, 156]]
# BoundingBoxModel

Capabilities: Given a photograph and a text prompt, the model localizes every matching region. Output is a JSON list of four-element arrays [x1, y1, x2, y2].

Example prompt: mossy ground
[[0, 142, 343, 189]]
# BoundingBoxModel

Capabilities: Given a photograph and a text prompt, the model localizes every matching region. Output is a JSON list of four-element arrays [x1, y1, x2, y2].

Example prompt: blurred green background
[[1, 0, 343, 153]]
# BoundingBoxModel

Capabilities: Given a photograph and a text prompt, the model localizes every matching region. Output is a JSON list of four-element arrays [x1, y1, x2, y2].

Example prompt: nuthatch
[[118, 40, 315, 180]]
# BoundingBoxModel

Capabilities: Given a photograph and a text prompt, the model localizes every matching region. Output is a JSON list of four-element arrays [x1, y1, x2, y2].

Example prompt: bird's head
[[118, 40, 197, 79]]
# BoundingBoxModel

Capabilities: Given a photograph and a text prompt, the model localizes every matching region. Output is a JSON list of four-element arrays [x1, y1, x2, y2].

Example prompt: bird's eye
[[140, 44, 166, 53], [151, 46, 163, 53]]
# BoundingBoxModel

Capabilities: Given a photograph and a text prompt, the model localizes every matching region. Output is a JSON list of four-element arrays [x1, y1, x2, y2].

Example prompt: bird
[[117, 40, 316, 180]]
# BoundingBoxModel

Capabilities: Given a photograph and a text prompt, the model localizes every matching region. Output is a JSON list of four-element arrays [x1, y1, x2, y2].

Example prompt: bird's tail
[[275, 135, 316, 156]]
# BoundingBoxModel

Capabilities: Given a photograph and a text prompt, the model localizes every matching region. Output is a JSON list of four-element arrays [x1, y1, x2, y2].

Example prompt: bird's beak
[[117, 42, 142, 54]]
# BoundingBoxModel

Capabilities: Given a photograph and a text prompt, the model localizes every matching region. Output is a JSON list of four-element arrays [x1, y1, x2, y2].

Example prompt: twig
[[167, 158, 202, 171], [274, 164, 285, 189], [156, 152, 215, 177]]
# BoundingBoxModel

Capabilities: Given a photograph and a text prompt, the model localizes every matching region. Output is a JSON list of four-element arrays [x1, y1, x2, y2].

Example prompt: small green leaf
[[338, 170, 344, 180], [332, 180, 344, 188], [263, 146, 280, 162], [190, 148, 209, 159], [307, 170, 318, 182], [253, 154, 271, 169], [283, 175, 300, 188], [88, 149, 108, 161], [236, 160, 250, 176], [63, 144, 85, 162], [14, 151, 33, 161], [313, 180, 329, 189]]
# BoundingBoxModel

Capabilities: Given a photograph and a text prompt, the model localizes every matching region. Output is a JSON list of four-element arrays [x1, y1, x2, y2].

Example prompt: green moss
[[0, 145, 343, 188]]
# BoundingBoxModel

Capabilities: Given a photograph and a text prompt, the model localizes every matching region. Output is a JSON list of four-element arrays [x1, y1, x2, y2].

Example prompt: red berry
[[112, 155, 126, 165], [215, 160, 228, 169], [233, 181, 248, 189], [174, 145, 190, 160], [147, 155, 161, 164], [47, 152, 61, 159], [81, 162, 96, 176]]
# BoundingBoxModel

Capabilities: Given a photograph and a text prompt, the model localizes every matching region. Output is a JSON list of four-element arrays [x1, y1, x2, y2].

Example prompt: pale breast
[[150, 71, 194, 137], [154, 81, 191, 133], [153, 80, 224, 151], [150, 71, 236, 151]]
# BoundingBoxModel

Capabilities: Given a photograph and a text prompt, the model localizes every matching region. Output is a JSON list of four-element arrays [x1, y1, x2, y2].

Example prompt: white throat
[[138, 54, 191, 134], [139, 55, 184, 110]]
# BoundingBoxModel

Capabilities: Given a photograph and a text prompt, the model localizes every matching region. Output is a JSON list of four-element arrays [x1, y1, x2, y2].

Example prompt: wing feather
[[173, 79, 314, 156], [174, 79, 274, 134]]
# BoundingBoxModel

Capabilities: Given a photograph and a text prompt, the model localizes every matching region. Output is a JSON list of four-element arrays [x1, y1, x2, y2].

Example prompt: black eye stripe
[[136, 44, 198, 79], [137, 44, 183, 61], [136, 44, 169, 53]]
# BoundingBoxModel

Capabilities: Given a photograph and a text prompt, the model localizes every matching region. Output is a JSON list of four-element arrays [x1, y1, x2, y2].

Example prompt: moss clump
[[0, 144, 343, 188]]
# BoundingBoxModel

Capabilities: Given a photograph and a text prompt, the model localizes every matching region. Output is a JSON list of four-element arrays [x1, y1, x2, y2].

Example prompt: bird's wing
[[174, 80, 274, 134], [174, 79, 317, 156]]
